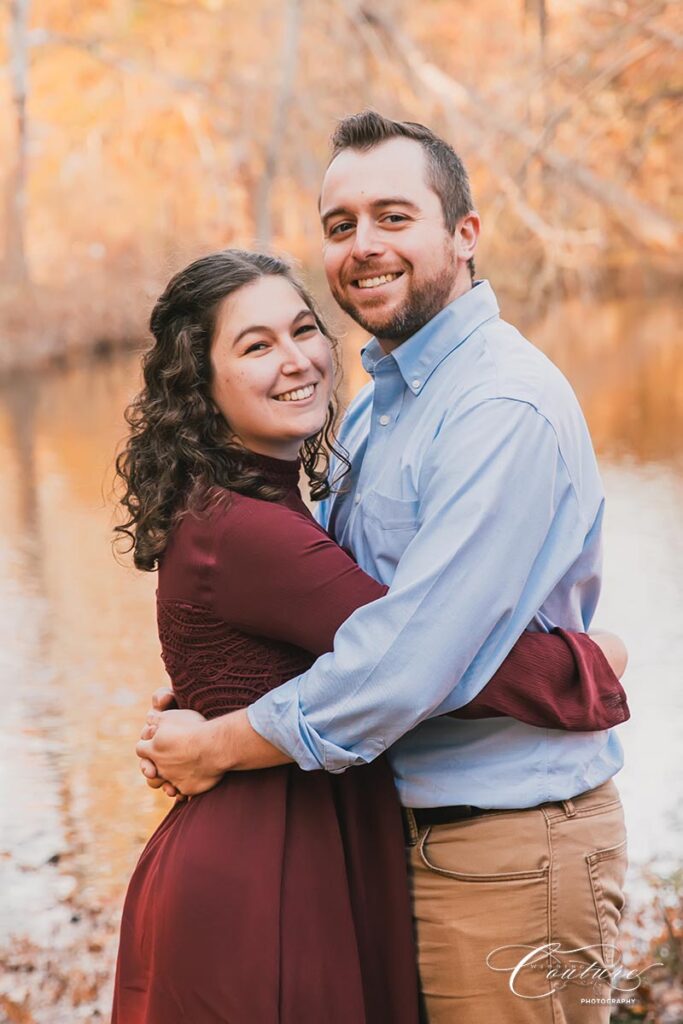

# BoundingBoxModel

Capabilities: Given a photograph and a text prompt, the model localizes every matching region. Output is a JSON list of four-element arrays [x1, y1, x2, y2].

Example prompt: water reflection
[[0, 358, 169, 947], [599, 461, 683, 867], [525, 298, 683, 466], [0, 298, 681, 950]]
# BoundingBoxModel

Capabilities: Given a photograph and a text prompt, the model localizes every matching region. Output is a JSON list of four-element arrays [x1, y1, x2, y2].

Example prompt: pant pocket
[[587, 837, 628, 968], [412, 843, 551, 1009]]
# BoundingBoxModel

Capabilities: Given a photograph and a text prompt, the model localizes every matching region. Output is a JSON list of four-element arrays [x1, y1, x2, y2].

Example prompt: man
[[138, 112, 627, 1023]]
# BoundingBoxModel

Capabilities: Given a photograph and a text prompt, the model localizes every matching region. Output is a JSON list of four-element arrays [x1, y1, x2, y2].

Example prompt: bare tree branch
[[28, 29, 218, 99], [523, 36, 660, 169], [594, 0, 683, 51], [255, 0, 301, 245], [358, 7, 681, 252], [4, 0, 31, 285]]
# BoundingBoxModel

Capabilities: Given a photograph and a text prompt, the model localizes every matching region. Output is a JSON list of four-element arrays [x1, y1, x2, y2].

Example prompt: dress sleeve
[[213, 498, 628, 730], [453, 629, 630, 731], [211, 498, 385, 657]]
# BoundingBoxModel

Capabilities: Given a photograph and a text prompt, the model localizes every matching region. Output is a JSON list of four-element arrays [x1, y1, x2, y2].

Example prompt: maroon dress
[[112, 455, 628, 1024]]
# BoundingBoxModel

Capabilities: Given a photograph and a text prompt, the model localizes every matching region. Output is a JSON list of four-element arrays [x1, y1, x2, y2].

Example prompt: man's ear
[[455, 212, 480, 265]]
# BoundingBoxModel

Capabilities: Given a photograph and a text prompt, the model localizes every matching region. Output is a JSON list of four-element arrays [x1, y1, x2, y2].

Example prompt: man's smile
[[351, 271, 405, 291]]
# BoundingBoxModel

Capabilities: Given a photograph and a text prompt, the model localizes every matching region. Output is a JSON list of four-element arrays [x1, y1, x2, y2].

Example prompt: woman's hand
[[138, 687, 182, 798], [136, 707, 225, 797], [589, 631, 628, 678]]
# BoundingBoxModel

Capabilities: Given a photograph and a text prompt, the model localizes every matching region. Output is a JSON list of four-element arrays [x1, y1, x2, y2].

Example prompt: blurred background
[[0, 0, 681, 1021]]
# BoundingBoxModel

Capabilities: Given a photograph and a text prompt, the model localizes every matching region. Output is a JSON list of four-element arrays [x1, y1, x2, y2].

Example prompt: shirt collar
[[361, 280, 500, 393]]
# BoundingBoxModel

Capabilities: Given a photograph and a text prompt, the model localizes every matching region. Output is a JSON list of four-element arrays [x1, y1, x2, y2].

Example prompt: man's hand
[[136, 684, 293, 797], [136, 708, 225, 797]]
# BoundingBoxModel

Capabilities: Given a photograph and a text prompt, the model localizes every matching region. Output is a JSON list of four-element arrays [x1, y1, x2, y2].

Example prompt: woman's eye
[[294, 323, 317, 337], [245, 341, 268, 354]]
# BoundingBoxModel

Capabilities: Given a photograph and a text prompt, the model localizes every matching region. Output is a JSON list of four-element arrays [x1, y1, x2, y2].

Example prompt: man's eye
[[329, 221, 353, 236], [383, 214, 408, 224]]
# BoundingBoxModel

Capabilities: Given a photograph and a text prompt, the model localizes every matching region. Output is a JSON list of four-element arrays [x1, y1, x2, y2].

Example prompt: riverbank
[[0, 281, 144, 377], [0, 852, 678, 1023], [1, 259, 680, 378], [0, 871, 119, 1023]]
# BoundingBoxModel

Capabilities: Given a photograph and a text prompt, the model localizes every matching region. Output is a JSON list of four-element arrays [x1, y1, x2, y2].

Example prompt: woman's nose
[[280, 337, 312, 374]]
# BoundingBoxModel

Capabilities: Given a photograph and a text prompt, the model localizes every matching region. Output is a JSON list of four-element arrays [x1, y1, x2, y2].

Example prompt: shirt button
[[411, 378, 421, 390], [354, 493, 361, 505], [378, 414, 390, 426]]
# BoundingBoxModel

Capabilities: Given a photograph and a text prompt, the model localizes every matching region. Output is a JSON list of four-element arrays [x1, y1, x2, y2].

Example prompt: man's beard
[[335, 250, 458, 345]]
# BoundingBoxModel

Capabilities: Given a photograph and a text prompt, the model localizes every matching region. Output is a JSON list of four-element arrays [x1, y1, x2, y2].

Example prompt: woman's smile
[[272, 382, 318, 403]]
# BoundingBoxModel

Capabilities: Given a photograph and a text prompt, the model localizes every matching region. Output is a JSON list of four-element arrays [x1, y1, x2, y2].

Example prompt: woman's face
[[210, 275, 334, 460]]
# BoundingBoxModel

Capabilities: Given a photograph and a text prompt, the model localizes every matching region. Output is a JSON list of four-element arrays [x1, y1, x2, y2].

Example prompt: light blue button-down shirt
[[248, 281, 623, 808]]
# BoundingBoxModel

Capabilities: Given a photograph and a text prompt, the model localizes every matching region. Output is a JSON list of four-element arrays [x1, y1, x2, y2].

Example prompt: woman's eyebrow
[[291, 309, 314, 325], [233, 324, 271, 345], [233, 310, 312, 346]]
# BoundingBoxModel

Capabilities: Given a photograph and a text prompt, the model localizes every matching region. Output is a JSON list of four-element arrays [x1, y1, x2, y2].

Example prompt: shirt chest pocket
[[361, 490, 420, 534]]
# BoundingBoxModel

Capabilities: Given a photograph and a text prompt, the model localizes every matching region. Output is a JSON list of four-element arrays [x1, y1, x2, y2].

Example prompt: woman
[[112, 249, 628, 1024]]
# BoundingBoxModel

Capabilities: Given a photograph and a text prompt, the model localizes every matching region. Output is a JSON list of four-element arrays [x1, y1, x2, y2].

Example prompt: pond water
[[0, 296, 681, 953]]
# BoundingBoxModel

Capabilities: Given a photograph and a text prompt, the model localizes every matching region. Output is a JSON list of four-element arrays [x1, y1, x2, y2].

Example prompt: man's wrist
[[198, 714, 238, 775], [197, 706, 293, 773]]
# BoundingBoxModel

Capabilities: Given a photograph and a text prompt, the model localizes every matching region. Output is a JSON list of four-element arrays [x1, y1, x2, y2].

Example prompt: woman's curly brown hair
[[114, 249, 349, 571]]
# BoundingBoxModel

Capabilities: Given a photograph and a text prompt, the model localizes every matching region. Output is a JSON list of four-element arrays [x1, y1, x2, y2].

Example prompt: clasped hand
[[136, 688, 223, 798]]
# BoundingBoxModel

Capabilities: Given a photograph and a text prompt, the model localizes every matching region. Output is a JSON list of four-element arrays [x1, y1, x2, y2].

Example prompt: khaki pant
[[406, 780, 628, 1024]]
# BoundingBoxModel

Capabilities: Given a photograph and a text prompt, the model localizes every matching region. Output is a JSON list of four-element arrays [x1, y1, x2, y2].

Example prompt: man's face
[[320, 138, 462, 349]]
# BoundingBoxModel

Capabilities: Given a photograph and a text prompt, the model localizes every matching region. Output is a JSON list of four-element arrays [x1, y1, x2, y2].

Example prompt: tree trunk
[[5, 0, 31, 287], [523, 0, 549, 200], [525, 0, 548, 51], [255, 0, 301, 246]]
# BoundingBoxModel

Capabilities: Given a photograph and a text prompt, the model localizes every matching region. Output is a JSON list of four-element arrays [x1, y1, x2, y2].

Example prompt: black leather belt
[[407, 804, 494, 829]]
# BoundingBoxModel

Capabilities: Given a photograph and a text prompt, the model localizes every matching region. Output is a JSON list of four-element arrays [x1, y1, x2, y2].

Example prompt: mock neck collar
[[248, 451, 301, 489]]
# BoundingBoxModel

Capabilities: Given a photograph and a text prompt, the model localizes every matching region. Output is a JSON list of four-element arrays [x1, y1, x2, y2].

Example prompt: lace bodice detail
[[157, 599, 314, 718]]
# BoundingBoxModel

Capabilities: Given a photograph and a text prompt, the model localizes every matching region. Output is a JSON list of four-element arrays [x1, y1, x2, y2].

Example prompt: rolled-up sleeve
[[248, 399, 592, 772]]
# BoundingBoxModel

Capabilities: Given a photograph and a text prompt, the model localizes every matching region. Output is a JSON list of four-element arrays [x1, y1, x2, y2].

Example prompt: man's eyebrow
[[321, 196, 420, 226], [372, 196, 421, 212], [321, 204, 351, 227]]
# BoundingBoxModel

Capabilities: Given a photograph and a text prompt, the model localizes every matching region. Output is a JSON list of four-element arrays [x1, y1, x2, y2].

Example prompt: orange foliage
[[0, 0, 680, 368]]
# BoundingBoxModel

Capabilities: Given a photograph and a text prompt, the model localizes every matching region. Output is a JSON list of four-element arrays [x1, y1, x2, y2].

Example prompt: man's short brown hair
[[330, 110, 475, 233]]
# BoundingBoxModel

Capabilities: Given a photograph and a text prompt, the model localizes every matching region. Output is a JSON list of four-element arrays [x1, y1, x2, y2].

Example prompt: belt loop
[[562, 798, 576, 818], [403, 807, 419, 846]]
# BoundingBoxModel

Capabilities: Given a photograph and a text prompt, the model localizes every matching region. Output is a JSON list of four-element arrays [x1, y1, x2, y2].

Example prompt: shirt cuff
[[247, 680, 385, 773]]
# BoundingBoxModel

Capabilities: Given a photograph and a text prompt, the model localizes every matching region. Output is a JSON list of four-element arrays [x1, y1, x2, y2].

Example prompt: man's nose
[[351, 220, 384, 262]]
